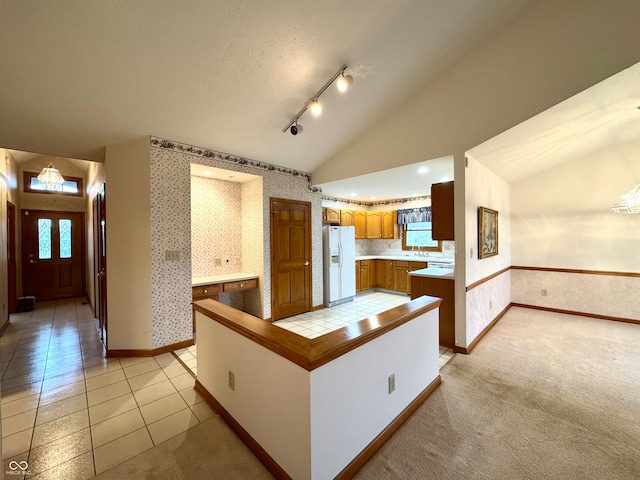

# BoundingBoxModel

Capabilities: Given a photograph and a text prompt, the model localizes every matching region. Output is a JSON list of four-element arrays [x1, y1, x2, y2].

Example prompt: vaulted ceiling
[[0, 0, 532, 172]]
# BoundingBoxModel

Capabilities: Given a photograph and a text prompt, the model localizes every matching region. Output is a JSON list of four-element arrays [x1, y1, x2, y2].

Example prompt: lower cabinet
[[358, 259, 430, 294], [393, 261, 410, 294], [355, 260, 371, 293]]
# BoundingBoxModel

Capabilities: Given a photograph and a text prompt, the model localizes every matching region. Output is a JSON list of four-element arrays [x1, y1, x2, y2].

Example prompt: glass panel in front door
[[59, 219, 72, 258], [38, 219, 52, 259]]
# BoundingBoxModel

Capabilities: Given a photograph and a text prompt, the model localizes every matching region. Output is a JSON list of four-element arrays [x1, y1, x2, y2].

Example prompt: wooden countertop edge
[[193, 295, 442, 371]]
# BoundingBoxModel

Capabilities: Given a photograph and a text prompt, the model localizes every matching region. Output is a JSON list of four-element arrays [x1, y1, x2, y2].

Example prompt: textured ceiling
[[0, 0, 533, 174]]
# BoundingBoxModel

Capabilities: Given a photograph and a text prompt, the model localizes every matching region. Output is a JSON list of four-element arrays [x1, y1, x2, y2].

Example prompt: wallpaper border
[[150, 136, 320, 193]]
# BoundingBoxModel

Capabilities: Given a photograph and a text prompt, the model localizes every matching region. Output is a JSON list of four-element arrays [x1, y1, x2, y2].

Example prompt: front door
[[22, 210, 85, 301], [270, 198, 312, 321]]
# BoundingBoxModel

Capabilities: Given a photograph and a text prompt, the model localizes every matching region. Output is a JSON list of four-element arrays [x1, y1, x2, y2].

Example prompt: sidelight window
[[59, 219, 72, 258], [38, 219, 52, 259]]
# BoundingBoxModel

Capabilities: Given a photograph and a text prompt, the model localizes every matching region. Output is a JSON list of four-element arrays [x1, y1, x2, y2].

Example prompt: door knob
[[97, 270, 105, 277], [30, 259, 38, 264], [304, 261, 309, 266]]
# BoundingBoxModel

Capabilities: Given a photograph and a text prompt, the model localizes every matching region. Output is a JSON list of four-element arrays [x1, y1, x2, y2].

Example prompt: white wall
[[309, 308, 439, 479], [511, 140, 640, 319], [196, 312, 312, 480], [196, 303, 440, 480], [512, 141, 640, 271], [463, 155, 511, 347], [105, 137, 153, 350]]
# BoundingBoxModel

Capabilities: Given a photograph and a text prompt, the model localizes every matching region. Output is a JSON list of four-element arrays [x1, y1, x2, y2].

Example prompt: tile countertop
[[192, 273, 259, 287], [408, 267, 455, 280], [355, 255, 454, 264]]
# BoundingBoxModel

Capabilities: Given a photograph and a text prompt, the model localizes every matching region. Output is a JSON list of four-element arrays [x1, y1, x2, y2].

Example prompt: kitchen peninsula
[[193, 295, 442, 479], [409, 267, 455, 347]]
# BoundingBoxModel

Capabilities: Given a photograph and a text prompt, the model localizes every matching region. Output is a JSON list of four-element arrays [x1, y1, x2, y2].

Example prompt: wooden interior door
[[22, 210, 85, 301], [270, 198, 311, 321], [6, 202, 17, 313], [94, 185, 108, 346]]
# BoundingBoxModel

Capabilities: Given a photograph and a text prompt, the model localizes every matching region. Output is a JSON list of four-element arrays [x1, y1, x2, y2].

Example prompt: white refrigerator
[[323, 225, 356, 307]]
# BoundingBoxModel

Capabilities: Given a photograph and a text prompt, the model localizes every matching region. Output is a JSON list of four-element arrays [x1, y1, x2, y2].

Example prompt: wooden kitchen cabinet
[[381, 210, 396, 239], [355, 260, 371, 293], [323, 207, 340, 225], [365, 211, 382, 239], [409, 261, 428, 271], [340, 209, 355, 227], [354, 211, 366, 239], [393, 260, 410, 293], [381, 260, 394, 290], [431, 181, 454, 240]]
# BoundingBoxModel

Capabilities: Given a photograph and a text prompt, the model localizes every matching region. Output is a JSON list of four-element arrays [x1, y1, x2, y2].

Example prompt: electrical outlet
[[489, 300, 492, 309], [228, 370, 235, 391], [165, 250, 180, 261], [214, 258, 222, 267], [541, 289, 548, 297], [470, 248, 473, 258], [388, 373, 395, 394]]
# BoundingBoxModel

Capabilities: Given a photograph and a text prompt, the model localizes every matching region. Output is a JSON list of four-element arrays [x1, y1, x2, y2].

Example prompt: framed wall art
[[478, 207, 498, 259]]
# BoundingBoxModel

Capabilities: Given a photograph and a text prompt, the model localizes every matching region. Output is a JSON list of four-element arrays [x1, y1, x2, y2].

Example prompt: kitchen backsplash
[[356, 238, 455, 259]]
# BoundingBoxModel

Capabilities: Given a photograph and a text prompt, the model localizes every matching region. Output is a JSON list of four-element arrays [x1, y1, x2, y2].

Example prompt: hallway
[[1, 298, 214, 478]]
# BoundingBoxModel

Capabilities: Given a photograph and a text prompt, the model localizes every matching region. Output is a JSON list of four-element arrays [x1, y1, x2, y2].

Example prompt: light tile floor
[[274, 290, 456, 368], [0, 297, 213, 479]]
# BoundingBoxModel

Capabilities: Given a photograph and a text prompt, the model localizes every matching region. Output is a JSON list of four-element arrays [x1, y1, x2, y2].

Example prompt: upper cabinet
[[354, 211, 366, 239], [322, 206, 397, 240], [322, 207, 341, 225], [381, 210, 396, 239], [340, 210, 355, 227], [431, 181, 454, 240], [365, 212, 382, 239]]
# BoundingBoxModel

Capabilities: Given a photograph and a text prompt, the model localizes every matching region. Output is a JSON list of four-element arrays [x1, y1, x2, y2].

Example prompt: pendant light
[[37, 157, 65, 191]]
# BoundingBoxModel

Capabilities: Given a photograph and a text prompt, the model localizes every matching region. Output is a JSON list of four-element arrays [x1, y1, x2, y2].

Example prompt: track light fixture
[[290, 121, 303, 136], [282, 64, 353, 135], [336, 72, 353, 93]]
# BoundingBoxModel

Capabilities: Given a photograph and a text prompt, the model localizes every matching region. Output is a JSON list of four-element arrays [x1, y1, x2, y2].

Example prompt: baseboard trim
[[194, 380, 291, 480], [454, 304, 511, 355], [511, 303, 640, 325], [106, 339, 195, 358], [335, 375, 442, 479], [312, 304, 325, 312], [0, 318, 10, 336]]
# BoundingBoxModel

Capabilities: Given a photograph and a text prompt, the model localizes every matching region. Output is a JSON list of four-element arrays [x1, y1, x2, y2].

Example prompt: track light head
[[290, 122, 303, 135], [308, 99, 323, 116], [336, 73, 353, 93]]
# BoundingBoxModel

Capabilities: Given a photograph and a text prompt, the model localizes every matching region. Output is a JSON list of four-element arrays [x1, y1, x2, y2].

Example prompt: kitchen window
[[401, 221, 442, 252]]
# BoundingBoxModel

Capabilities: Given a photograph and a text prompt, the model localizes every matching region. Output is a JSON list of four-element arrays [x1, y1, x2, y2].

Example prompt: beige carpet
[[96, 307, 640, 479]]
